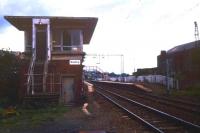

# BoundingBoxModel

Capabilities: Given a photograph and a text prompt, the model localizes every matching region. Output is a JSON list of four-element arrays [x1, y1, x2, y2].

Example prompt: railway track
[[93, 82, 200, 124], [95, 86, 200, 133], [94, 81, 200, 109]]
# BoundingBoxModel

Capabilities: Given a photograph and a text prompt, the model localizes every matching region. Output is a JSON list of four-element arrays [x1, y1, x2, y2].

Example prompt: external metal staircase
[[27, 48, 36, 95], [25, 48, 59, 106], [27, 47, 49, 94]]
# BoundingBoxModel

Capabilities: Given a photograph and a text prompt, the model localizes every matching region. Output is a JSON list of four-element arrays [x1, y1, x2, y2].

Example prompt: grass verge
[[171, 85, 200, 99], [0, 105, 69, 131]]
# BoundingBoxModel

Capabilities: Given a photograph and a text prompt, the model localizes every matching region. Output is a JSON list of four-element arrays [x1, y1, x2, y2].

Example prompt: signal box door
[[62, 77, 75, 103]]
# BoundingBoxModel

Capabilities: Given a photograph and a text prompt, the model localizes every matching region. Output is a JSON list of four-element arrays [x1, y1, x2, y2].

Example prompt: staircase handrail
[[27, 48, 36, 94]]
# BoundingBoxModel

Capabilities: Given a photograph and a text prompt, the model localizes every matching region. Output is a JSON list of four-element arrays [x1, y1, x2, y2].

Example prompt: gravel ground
[[2, 82, 198, 133], [2, 88, 153, 133]]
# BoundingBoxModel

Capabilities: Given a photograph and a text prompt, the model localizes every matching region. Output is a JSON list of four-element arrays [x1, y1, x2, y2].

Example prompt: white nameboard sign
[[69, 60, 81, 65]]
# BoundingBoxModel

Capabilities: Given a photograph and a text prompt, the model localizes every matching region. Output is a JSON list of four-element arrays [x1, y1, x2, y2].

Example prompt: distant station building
[[5, 16, 98, 104], [157, 40, 200, 89]]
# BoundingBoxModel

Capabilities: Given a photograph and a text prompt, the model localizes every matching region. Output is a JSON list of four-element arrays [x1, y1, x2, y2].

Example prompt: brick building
[[5, 16, 98, 104], [157, 40, 200, 89]]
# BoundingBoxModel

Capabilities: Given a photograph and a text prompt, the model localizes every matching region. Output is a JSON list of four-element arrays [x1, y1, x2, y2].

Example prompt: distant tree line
[[108, 72, 129, 77]]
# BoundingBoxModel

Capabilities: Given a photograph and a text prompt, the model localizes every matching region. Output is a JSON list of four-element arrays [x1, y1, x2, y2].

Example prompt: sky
[[0, 0, 200, 74]]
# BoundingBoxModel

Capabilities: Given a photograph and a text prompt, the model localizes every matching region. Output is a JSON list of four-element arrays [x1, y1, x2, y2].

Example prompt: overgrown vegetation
[[0, 49, 22, 106], [0, 105, 69, 131], [142, 83, 200, 101], [171, 85, 200, 99]]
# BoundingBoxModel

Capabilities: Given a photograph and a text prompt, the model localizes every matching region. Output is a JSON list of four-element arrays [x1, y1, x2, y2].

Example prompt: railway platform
[[92, 80, 152, 92]]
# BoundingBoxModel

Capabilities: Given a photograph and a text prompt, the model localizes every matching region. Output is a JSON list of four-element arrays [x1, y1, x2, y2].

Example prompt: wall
[[48, 60, 84, 101], [19, 59, 84, 102], [123, 75, 177, 89], [157, 41, 200, 89]]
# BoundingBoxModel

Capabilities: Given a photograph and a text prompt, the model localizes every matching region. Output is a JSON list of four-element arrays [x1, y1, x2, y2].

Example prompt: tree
[[108, 72, 117, 77], [121, 73, 129, 77], [0, 49, 22, 106]]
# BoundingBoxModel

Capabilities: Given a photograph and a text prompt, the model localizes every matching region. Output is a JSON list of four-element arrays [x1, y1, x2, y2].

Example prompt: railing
[[43, 58, 48, 92], [52, 45, 83, 52], [83, 66, 107, 81], [27, 48, 36, 94], [25, 45, 32, 52], [26, 73, 61, 94], [25, 45, 83, 53]]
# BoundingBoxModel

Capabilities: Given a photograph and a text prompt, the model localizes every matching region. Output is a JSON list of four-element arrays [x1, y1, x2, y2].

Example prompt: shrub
[[0, 49, 22, 106]]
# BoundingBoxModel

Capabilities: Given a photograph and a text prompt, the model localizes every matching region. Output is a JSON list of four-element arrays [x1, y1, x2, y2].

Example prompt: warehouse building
[[157, 40, 200, 89]]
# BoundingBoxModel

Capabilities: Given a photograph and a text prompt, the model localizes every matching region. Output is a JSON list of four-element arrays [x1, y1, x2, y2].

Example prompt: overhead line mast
[[194, 21, 199, 41], [86, 54, 124, 74]]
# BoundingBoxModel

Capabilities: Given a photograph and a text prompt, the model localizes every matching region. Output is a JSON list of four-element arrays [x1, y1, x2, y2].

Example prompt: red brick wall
[[48, 60, 83, 101], [19, 60, 84, 102]]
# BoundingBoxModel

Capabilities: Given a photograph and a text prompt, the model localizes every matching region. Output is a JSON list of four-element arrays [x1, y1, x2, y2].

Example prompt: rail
[[93, 81, 200, 113], [96, 89, 164, 133], [96, 86, 200, 132]]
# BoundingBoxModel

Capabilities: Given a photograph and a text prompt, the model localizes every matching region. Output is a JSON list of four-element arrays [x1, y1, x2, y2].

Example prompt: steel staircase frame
[[27, 48, 36, 95]]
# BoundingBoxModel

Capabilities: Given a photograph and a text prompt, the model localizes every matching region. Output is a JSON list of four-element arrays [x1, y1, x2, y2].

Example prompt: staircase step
[[35, 61, 44, 65], [23, 93, 60, 107]]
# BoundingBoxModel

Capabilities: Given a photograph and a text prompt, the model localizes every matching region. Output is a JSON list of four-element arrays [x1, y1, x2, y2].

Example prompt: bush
[[0, 49, 22, 106]]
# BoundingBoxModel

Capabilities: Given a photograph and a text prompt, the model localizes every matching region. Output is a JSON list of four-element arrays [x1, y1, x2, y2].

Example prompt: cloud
[[0, 0, 49, 15], [0, 16, 9, 32], [1, 0, 200, 73], [0, 0, 50, 31], [0, 26, 24, 51]]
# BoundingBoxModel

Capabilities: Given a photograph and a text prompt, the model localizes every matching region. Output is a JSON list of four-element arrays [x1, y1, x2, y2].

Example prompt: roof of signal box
[[4, 16, 98, 44]]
